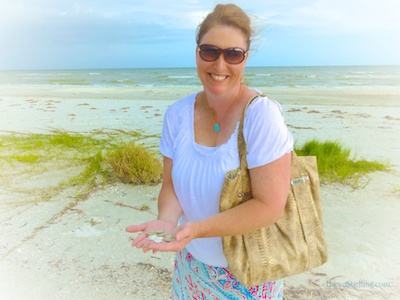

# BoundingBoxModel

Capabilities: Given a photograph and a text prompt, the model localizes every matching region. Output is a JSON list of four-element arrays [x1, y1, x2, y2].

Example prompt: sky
[[0, 0, 400, 70]]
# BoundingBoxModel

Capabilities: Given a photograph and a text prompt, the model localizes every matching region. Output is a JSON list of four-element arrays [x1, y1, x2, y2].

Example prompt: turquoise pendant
[[214, 123, 220, 133]]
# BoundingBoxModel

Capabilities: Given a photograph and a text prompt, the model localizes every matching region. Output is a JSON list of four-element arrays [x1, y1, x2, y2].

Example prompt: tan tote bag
[[219, 96, 328, 287]]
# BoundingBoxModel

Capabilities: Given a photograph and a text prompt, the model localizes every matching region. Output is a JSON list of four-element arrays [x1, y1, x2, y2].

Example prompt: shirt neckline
[[191, 95, 239, 154]]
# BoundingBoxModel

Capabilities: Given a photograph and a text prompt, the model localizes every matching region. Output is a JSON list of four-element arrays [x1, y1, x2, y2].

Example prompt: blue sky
[[1, 0, 399, 70]]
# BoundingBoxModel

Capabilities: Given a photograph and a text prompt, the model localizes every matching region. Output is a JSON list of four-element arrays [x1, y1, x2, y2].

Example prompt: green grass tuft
[[107, 142, 162, 185], [295, 139, 390, 185], [0, 130, 159, 204]]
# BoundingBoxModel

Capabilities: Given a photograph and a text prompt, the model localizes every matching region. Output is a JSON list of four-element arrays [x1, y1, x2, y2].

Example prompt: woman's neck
[[203, 84, 244, 113]]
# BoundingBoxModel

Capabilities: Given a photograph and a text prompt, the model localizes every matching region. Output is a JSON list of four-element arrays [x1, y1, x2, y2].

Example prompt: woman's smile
[[209, 73, 229, 82]]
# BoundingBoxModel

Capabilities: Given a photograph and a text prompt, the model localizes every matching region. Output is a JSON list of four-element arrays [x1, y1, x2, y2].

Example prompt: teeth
[[211, 74, 227, 81]]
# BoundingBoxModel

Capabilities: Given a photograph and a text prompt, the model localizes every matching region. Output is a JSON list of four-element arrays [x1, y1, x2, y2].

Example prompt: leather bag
[[219, 96, 328, 287]]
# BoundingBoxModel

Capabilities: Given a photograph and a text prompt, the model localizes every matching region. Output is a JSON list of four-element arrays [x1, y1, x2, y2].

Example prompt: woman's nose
[[213, 54, 228, 70]]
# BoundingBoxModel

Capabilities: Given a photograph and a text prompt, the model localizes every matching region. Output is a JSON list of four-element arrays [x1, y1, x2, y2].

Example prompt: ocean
[[0, 65, 399, 105], [1, 65, 399, 89]]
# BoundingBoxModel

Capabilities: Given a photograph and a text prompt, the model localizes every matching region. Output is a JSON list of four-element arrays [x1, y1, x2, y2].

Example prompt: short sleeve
[[159, 104, 179, 159], [243, 96, 294, 169], [159, 94, 195, 159]]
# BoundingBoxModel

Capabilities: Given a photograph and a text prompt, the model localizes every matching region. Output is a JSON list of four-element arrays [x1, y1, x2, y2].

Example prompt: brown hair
[[196, 4, 253, 49]]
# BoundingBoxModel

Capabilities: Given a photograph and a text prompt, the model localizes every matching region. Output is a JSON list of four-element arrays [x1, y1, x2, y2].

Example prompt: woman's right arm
[[126, 156, 182, 250], [157, 156, 183, 226]]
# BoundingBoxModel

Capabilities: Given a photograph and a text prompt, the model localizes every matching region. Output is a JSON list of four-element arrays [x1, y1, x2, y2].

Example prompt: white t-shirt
[[159, 92, 294, 267]]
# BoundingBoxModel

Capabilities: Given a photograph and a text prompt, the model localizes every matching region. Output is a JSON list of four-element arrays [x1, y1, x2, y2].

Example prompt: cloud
[[0, 1, 206, 45], [0, 0, 399, 68], [0, 0, 214, 68], [263, 0, 400, 35]]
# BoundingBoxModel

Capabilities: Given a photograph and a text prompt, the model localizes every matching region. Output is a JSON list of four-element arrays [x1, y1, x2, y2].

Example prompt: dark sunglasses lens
[[200, 45, 219, 61], [225, 49, 245, 64]]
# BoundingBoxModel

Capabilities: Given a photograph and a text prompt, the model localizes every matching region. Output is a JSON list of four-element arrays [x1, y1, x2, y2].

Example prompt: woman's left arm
[[193, 151, 291, 237]]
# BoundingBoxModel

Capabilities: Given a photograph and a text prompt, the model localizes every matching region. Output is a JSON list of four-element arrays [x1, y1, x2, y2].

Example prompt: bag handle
[[238, 94, 263, 170]]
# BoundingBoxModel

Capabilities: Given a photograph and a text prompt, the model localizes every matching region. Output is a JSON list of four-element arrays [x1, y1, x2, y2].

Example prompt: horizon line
[[1, 64, 400, 72]]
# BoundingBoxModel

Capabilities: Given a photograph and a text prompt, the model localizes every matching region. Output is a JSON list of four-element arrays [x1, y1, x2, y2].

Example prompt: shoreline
[[1, 85, 400, 105], [1, 87, 400, 299]]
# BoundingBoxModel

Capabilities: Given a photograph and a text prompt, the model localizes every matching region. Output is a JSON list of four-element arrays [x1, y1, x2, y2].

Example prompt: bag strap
[[238, 94, 263, 170]]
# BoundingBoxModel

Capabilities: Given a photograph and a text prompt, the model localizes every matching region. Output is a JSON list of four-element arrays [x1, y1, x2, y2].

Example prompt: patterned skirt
[[171, 248, 284, 300]]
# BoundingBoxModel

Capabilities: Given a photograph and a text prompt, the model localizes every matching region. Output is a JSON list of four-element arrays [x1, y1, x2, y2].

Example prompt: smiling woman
[[126, 3, 293, 300]]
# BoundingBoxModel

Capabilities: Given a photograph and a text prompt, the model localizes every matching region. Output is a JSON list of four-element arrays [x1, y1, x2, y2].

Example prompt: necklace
[[205, 100, 220, 133], [203, 94, 235, 133]]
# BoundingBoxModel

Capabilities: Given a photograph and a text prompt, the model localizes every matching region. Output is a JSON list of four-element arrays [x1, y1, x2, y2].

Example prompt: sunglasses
[[198, 44, 247, 65]]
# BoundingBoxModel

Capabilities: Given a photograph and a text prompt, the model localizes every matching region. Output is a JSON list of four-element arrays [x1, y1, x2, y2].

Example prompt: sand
[[0, 86, 399, 299]]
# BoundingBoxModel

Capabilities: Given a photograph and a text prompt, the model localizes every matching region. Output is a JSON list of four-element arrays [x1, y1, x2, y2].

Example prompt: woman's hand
[[126, 221, 199, 253], [126, 219, 174, 253]]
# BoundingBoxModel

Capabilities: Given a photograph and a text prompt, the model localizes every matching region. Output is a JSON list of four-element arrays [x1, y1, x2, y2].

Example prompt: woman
[[126, 4, 293, 299]]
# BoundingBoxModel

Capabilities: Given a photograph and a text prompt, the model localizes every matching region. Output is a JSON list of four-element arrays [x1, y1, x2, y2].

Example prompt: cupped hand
[[126, 219, 175, 251], [126, 221, 199, 253]]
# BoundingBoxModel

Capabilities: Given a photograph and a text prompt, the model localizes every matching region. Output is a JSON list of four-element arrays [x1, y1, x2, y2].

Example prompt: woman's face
[[196, 25, 248, 97]]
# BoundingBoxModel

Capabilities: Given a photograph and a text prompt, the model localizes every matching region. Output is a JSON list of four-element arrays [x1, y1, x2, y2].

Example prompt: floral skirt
[[171, 248, 284, 300]]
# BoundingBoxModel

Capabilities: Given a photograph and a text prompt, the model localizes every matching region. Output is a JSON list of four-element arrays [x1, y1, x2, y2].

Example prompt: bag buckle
[[291, 176, 309, 185]]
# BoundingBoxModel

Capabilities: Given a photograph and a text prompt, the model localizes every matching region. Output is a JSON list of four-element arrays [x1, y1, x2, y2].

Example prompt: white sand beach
[[0, 85, 400, 299]]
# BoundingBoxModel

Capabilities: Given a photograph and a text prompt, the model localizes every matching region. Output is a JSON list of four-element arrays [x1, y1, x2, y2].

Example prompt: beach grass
[[107, 141, 162, 185], [0, 130, 162, 204], [295, 139, 390, 186], [0, 133, 390, 206]]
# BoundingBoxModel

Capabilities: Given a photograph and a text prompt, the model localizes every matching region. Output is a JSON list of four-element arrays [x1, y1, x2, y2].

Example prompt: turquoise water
[[1, 65, 399, 90]]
